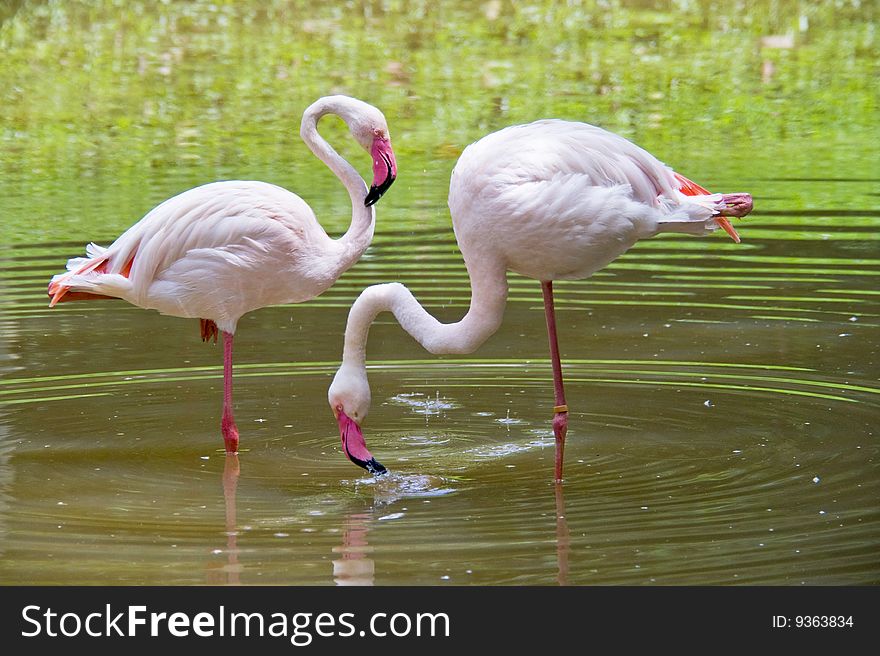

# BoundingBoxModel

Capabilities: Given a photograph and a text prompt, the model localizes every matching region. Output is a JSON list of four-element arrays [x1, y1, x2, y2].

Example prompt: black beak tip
[[364, 187, 380, 207], [364, 457, 388, 476], [363, 176, 396, 207], [346, 445, 388, 476]]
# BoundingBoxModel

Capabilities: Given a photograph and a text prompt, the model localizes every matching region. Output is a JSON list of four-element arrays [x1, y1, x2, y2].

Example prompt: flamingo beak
[[364, 137, 397, 207], [337, 409, 387, 475]]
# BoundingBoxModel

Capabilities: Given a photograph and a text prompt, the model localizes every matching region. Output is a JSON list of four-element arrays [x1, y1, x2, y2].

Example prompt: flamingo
[[328, 119, 752, 480], [47, 95, 398, 455]]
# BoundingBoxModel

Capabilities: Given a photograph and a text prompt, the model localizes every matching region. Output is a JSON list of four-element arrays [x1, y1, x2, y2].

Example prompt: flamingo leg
[[541, 281, 568, 482], [221, 331, 240, 454]]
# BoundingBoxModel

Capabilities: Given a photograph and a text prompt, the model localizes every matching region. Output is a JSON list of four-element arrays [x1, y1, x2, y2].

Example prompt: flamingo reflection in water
[[206, 455, 242, 585], [204, 463, 569, 586], [332, 512, 376, 586]]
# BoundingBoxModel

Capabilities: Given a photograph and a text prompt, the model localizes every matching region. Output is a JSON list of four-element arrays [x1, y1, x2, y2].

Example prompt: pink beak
[[364, 137, 397, 207], [337, 409, 387, 475]]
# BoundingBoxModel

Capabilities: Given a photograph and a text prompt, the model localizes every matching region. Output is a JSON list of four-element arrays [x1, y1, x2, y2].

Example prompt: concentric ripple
[[2, 179, 879, 585]]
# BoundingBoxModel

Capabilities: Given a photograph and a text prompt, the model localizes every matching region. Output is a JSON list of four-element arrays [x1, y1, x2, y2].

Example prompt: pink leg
[[221, 331, 239, 454], [541, 281, 568, 482]]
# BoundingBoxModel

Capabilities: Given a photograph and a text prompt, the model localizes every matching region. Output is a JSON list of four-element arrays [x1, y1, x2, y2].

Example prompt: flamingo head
[[304, 96, 398, 208], [328, 363, 387, 475], [342, 102, 397, 207]]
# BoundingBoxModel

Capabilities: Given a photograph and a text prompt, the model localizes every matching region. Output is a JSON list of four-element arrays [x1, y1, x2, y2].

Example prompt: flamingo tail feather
[[48, 250, 133, 307]]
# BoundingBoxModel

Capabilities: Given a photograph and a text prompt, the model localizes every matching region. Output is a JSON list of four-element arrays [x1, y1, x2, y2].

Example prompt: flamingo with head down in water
[[328, 118, 752, 481]]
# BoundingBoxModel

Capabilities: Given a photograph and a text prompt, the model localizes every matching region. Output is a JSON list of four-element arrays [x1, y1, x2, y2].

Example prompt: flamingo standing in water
[[328, 119, 752, 480], [48, 95, 398, 454]]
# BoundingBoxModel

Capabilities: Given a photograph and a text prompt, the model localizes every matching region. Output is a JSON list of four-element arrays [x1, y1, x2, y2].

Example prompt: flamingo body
[[52, 180, 356, 334], [450, 120, 731, 282]]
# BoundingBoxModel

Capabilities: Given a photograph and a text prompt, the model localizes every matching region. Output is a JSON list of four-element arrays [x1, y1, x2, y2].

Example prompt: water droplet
[[495, 409, 526, 426]]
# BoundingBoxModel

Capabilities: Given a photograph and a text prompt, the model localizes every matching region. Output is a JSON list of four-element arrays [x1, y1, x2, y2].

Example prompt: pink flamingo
[[48, 95, 397, 455], [328, 119, 752, 480]]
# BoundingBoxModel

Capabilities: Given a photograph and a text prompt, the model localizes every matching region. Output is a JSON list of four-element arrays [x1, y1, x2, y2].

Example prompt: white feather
[[48, 96, 396, 336]]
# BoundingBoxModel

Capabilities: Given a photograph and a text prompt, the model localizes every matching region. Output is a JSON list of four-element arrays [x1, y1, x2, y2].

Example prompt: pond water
[[1, 1, 878, 585]]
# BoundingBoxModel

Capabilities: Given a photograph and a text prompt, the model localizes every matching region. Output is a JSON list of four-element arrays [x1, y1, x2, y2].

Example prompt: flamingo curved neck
[[300, 98, 374, 262], [341, 258, 509, 369]]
